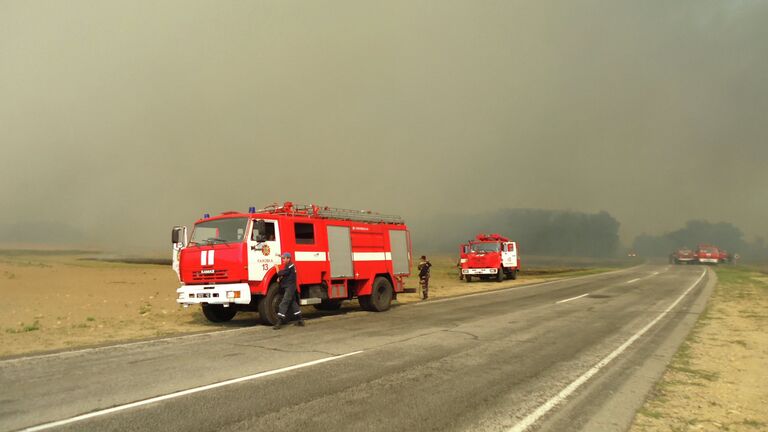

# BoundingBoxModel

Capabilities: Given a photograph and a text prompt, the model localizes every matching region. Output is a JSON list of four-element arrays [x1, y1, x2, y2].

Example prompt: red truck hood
[[466, 252, 501, 268], [180, 243, 248, 284]]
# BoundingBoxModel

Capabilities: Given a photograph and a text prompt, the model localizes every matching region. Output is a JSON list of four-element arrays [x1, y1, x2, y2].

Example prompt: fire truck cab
[[670, 247, 696, 265], [171, 202, 411, 325], [696, 244, 720, 265], [461, 233, 519, 282]]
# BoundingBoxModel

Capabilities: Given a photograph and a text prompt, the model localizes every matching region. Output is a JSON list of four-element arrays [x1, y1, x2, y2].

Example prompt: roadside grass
[[5, 320, 41, 333], [630, 265, 768, 431]]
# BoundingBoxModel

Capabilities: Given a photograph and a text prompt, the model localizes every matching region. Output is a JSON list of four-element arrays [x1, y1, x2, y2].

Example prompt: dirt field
[[630, 265, 768, 431], [0, 251, 611, 358]]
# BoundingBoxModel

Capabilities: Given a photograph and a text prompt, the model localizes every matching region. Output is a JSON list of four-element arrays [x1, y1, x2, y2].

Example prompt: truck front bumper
[[176, 283, 252, 306], [462, 268, 498, 275], [698, 258, 718, 264]]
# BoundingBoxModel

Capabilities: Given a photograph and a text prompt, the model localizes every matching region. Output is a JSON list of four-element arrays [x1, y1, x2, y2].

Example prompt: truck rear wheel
[[258, 282, 281, 325], [201, 304, 237, 323], [362, 277, 393, 312], [510, 269, 518, 280]]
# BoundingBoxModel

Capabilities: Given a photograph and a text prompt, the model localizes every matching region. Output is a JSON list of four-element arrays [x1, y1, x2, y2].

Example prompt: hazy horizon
[[2, 1, 767, 254]]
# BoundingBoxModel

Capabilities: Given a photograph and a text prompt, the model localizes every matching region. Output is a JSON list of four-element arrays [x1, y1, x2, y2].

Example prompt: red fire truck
[[458, 243, 469, 280], [718, 249, 730, 263], [171, 202, 412, 325], [461, 233, 520, 282], [669, 247, 697, 265], [696, 244, 720, 265]]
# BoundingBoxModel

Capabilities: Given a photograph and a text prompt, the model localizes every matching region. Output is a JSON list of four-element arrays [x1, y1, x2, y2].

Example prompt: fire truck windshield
[[470, 242, 500, 252], [189, 218, 248, 245]]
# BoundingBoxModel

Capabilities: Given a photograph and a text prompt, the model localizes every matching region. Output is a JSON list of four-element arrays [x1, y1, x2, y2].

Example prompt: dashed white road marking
[[626, 278, 641, 284], [20, 350, 363, 432], [507, 269, 707, 432], [555, 293, 589, 304]]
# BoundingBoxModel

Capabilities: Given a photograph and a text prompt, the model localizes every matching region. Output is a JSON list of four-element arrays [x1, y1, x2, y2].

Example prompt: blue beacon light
[[248, 206, 256, 213], [203, 213, 210, 219]]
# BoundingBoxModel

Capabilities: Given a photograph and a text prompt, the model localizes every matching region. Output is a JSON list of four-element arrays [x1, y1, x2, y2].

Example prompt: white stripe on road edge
[[20, 351, 363, 432], [626, 278, 641, 284], [555, 293, 589, 304], [507, 269, 707, 432]]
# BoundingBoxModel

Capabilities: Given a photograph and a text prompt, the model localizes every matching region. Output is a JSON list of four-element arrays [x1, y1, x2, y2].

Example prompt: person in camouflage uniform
[[417, 255, 432, 300]]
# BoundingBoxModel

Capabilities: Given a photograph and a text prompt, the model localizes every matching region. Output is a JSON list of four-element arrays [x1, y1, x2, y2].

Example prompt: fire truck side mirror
[[171, 226, 186, 246]]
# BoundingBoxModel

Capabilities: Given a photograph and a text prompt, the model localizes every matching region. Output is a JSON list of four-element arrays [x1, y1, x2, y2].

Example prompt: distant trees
[[412, 208, 621, 257], [631, 220, 750, 258]]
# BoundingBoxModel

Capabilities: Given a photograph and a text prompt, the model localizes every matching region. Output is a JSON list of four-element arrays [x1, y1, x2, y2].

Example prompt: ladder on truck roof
[[255, 202, 405, 225]]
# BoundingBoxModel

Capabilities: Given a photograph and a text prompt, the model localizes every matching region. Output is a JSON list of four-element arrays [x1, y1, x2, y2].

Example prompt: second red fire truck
[[461, 233, 520, 282], [696, 244, 721, 265], [670, 247, 697, 265], [171, 202, 412, 325]]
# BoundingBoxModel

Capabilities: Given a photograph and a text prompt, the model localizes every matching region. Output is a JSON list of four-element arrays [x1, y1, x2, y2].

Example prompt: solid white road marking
[[507, 269, 707, 432], [626, 278, 641, 284], [555, 293, 589, 304], [20, 350, 364, 432]]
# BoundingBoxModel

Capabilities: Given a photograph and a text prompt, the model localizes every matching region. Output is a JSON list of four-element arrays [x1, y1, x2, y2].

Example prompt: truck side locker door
[[389, 229, 410, 276], [327, 226, 353, 278]]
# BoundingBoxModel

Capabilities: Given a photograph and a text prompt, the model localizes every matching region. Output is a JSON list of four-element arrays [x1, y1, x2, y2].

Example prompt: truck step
[[299, 298, 322, 305]]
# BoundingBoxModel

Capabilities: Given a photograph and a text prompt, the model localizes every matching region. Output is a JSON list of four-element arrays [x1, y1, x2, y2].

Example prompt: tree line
[[411, 208, 621, 257], [632, 220, 768, 261]]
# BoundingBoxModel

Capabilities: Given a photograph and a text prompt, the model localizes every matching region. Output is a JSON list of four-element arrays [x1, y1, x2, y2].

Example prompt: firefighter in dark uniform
[[273, 252, 305, 330], [418, 255, 432, 300]]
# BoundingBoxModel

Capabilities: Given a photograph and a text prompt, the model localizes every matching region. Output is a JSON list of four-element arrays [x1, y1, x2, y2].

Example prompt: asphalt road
[[1, 264, 714, 432]]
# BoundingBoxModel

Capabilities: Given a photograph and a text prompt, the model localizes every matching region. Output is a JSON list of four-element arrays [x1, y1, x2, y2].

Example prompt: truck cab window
[[252, 222, 276, 241], [294, 223, 315, 244]]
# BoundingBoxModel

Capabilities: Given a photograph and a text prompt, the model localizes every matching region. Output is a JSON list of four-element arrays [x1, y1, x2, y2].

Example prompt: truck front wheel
[[258, 282, 281, 325], [201, 304, 237, 323], [496, 268, 504, 282], [465, 275, 472, 283]]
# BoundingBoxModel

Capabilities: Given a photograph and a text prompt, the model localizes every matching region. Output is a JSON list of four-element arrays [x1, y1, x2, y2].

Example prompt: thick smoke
[[1, 1, 767, 254]]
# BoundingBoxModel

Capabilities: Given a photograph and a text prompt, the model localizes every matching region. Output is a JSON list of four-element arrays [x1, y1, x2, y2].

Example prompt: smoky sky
[[1, 0, 767, 253]]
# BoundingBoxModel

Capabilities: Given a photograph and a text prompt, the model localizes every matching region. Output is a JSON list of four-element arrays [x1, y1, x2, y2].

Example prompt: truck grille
[[191, 270, 228, 281]]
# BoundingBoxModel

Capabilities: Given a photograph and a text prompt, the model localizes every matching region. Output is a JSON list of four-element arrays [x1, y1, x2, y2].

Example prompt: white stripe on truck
[[294, 251, 327, 262], [352, 252, 390, 261]]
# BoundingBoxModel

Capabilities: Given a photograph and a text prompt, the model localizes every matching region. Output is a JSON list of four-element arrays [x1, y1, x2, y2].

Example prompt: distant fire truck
[[458, 243, 469, 280], [461, 233, 519, 282], [718, 249, 731, 263], [696, 244, 720, 265], [670, 247, 697, 265], [171, 202, 411, 325]]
